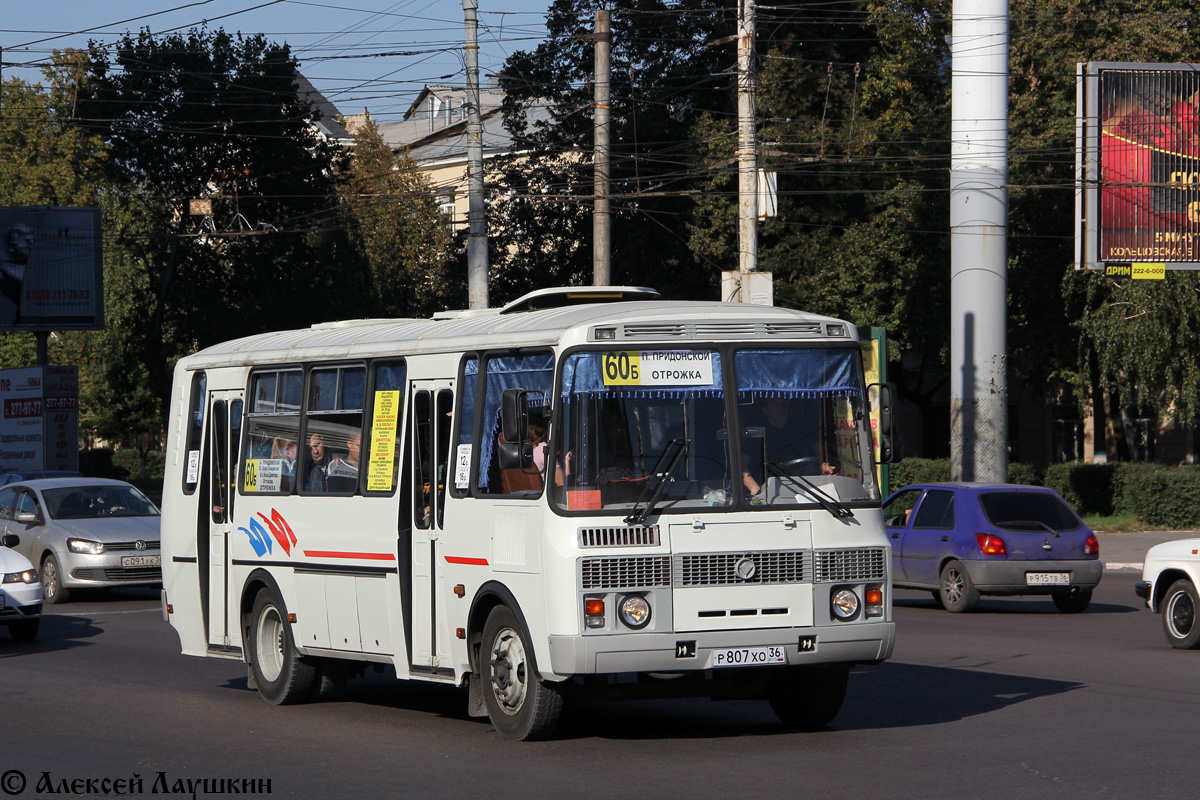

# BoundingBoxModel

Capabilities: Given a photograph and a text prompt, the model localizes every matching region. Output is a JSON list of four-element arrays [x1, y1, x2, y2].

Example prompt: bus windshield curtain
[[478, 352, 555, 489], [733, 349, 860, 399], [559, 351, 724, 401]]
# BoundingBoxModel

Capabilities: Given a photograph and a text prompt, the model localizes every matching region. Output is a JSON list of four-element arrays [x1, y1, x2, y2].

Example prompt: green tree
[[80, 28, 354, 421], [335, 120, 456, 317], [492, 0, 732, 303]]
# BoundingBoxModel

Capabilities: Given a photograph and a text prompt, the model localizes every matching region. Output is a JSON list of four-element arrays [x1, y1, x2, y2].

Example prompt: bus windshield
[[552, 347, 878, 515]]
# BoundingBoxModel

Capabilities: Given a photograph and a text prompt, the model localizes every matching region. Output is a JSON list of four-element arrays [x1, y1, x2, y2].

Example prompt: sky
[[1, 0, 554, 120]]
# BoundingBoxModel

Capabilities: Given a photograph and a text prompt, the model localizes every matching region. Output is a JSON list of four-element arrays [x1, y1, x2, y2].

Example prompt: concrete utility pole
[[736, 0, 758, 283], [593, 9, 612, 286], [950, 0, 1009, 482], [463, 0, 489, 309]]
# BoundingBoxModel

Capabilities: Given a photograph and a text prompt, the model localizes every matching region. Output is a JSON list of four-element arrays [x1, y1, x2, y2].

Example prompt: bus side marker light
[[456, 628, 466, 639], [287, 613, 297, 623], [454, 584, 466, 597], [165, 604, 173, 614]]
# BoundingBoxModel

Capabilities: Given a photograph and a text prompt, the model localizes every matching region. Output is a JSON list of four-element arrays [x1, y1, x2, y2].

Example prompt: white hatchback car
[[1136, 538, 1200, 648], [1, 532, 42, 640]]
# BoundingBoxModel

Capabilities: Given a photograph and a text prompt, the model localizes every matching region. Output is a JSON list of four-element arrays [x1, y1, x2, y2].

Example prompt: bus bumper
[[547, 621, 895, 676]]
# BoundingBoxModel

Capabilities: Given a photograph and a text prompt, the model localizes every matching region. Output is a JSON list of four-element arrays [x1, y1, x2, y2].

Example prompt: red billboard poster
[[1098, 67, 1200, 263]]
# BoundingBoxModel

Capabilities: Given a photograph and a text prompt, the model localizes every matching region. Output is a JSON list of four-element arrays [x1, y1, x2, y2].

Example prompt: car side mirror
[[1, 532, 19, 548], [14, 511, 39, 526]]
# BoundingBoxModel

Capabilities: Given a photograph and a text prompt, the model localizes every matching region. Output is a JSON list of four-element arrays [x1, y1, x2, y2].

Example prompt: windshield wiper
[[764, 461, 854, 519], [625, 437, 689, 526]]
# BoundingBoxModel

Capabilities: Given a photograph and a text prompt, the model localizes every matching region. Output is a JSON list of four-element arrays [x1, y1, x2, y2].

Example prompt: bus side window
[[241, 369, 302, 495], [182, 371, 206, 495], [366, 360, 406, 495], [303, 365, 365, 495]]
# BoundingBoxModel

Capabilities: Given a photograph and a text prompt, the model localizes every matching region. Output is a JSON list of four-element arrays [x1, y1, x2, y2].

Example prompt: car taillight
[[1083, 534, 1099, 555], [975, 533, 1007, 555]]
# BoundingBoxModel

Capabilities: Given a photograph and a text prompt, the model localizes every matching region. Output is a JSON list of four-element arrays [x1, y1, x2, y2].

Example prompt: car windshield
[[43, 485, 160, 519], [978, 491, 1082, 533]]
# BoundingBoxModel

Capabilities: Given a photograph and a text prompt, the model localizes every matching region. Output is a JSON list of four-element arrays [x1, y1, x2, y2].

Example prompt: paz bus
[[160, 286, 896, 740]]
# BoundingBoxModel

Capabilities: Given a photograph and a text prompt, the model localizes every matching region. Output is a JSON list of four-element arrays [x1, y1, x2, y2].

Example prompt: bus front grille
[[673, 551, 810, 586], [580, 556, 671, 589], [814, 548, 887, 582]]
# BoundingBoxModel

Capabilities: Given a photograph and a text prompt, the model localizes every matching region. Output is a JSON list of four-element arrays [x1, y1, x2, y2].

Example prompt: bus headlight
[[831, 588, 860, 621], [618, 595, 652, 629]]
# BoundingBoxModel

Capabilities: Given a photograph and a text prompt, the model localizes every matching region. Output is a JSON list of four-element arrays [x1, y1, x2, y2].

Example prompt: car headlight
[[3, 569, 37, 584], [831, 588, 860, 620], [68, 538, 105, 555], [618, 595, 652, 629]]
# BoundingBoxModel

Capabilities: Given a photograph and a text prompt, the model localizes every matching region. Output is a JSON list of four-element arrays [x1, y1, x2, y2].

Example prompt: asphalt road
[[1, 558, 1195, 800]]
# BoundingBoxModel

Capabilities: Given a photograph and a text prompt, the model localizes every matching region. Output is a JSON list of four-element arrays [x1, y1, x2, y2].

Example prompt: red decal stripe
[[302, 550, 396, 561], [445, 556, 489, 566]]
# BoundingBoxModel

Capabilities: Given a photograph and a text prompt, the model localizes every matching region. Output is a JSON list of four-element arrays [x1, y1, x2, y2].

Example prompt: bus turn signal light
[[585, 595, 606, 629]]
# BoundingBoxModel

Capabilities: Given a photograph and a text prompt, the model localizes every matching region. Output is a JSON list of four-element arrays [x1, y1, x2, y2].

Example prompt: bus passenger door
[[409, 382, 454, 670], [206, 391, 243, 649]]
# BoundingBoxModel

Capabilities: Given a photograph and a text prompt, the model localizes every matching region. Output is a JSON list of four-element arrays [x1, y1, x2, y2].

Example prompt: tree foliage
[[80, 28, 357, 420], [335, 120, 456, 317]]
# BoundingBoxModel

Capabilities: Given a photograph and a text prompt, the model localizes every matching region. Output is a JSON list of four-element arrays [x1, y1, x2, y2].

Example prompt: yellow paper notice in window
[[367, 390, 400, 492]]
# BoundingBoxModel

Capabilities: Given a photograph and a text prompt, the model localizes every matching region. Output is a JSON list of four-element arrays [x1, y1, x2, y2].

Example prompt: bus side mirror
[[869, 382, 897, 464], [499, 388, 532, 470]]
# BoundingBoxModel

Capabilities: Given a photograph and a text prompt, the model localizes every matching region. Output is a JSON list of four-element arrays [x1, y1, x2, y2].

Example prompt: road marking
[[49, 608, 161, 617], [1105, 562, 1143, 571]]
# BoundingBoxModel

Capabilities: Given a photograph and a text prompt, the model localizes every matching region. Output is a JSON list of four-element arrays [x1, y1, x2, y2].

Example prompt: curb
[[1105, 562, 1143, 571]]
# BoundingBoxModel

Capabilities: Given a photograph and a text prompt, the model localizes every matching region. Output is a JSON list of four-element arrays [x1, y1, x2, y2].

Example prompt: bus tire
[[480, 605, 563, 741], [248, 588, 315, 705], [768, 664, 850, 728]]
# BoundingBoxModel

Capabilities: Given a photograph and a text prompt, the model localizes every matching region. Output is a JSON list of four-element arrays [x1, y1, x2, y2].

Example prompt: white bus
[[161, 287, 896, 740]]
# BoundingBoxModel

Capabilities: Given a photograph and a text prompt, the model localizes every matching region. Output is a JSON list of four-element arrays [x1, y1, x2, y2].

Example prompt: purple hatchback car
[[882, 483, 1102, 613]]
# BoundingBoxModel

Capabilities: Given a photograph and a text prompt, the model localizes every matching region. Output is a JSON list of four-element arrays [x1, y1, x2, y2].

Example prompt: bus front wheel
[[480, 605, 563, 740], [248, 588, 315, 705], [767, 664, 850, 728]]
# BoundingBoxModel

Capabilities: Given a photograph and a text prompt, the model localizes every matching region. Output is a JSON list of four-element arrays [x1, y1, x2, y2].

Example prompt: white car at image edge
[[1, 532, 42, 640], [1136, 537, 1200, 649]]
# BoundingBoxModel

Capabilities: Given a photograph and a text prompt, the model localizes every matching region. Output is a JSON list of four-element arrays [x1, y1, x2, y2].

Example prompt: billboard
[[0, 366, 79, 473], [0, 207, 103, 330]]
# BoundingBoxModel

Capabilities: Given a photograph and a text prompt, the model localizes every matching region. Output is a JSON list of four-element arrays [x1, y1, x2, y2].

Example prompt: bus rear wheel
[[767, 664, 850, 728], [248, 588, 315, 705], [480, 605, 563, 741]]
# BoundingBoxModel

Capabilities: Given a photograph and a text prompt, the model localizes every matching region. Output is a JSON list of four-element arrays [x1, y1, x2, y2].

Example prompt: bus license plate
[[122, 555, 161, 568], [711, 645, 787, 668], [1026, 572, 1069, 586]]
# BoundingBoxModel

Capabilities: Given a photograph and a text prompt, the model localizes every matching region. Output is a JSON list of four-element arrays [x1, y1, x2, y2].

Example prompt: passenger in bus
[[326, 433, 361, 492], [271, 437, 299, 492], [304, 433, 331, 492], [529, 419, 548, 474], [741, 396, 838, 495]]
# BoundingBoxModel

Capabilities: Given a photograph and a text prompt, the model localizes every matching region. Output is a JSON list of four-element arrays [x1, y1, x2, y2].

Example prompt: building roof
[[294, 72, 352, 143], [376, 84, 554, 164]]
